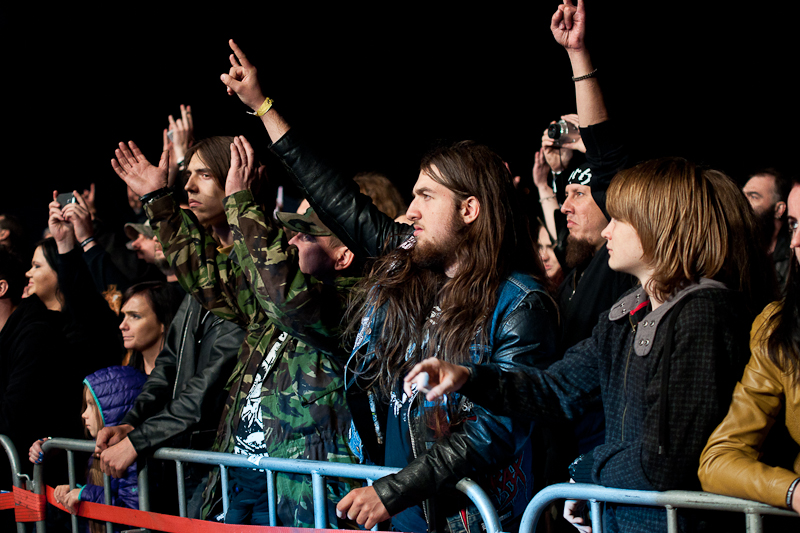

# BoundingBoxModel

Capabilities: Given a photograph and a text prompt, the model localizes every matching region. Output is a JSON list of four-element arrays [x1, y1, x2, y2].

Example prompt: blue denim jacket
[[345, 270, 557, 533]]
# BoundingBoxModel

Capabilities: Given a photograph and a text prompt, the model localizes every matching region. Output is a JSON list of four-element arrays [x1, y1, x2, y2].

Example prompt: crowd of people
[[1, 2, 798, 533]]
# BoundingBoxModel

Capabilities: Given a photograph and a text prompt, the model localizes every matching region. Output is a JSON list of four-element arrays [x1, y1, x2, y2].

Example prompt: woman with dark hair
[[405, 157, 771, 532], [698, 180, 800, 516], [119, 281, 183, 375]]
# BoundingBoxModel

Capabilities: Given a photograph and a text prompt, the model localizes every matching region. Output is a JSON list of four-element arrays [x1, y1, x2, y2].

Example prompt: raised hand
[[403, 357, 471, 401], [80, 183, 97, 218], [62, 191, 94, 245], [541, 127, 574, 174], [551, 0, 587, 52], [49, 191, 76, 252], [168, 104, 194, 165], [111, 141, 169, 197], [221, 39, 267, 111], [225, 135, 260, 196]]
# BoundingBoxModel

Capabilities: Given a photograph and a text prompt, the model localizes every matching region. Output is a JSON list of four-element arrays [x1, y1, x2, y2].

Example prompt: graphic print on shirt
[[234, 331, 289, 459]]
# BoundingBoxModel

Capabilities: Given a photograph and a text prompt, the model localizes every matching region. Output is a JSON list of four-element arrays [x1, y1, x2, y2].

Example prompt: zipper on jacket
[[620, 317, 637, 441], [408, 392, 431, 528], [173, 306, 195, 399]]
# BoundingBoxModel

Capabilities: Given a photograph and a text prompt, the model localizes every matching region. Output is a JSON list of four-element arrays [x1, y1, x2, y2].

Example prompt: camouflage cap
[[276, 207, 332, 237], [124, 221, 155, 249]]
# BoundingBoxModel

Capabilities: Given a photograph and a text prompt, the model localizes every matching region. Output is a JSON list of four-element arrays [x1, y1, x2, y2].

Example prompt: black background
[[3, 3, 797, 252]]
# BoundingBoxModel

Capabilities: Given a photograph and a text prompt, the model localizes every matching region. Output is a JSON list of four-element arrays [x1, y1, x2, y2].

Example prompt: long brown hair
[[606, 157, 772, 311], [347, 141, 544, 398], [765, 181, 800, 384]]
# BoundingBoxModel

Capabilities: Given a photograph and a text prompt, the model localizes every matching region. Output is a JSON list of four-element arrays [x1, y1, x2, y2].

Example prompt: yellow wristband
[[247, 97, 274, 117]]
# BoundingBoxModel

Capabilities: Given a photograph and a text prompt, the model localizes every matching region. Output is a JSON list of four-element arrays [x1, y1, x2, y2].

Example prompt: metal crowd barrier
[[1, 434, 28, 533], [518, 482, 799, 533], [27, 437, 503, 533]]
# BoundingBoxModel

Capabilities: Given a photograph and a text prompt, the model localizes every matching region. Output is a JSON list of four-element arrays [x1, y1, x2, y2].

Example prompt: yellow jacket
[[698, 302, 800, 508]]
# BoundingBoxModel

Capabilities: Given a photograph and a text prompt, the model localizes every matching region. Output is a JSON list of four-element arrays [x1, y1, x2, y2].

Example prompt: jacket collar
[[608, 278, 727, 356]]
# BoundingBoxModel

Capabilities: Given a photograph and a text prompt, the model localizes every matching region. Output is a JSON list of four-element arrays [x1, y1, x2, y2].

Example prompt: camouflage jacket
[[145, 191, 357, 527]]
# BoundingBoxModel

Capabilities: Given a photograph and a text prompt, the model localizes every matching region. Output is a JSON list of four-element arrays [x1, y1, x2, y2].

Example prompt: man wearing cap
[[111, 134, 359, 527]]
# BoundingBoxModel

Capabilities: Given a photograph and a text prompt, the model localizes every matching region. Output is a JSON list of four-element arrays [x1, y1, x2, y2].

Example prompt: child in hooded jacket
[[30, 366, 147, 522]]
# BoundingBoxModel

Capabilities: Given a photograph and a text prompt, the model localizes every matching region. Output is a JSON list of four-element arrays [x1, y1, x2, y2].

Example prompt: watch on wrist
[[138, 187, 171, 205]]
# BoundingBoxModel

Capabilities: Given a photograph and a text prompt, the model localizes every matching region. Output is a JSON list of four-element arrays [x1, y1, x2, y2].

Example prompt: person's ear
[[775, 201, 787, 219], [0, 229, 9, 242], [460, 196, 480, 225], [0, 279, 8, 299], [333, 247, 355, 271]]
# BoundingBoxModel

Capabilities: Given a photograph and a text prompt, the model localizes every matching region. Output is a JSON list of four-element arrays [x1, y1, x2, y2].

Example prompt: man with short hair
[[743, 168, 791, 287], [220, 40, 558, 533], [111, 134, 359, 527]]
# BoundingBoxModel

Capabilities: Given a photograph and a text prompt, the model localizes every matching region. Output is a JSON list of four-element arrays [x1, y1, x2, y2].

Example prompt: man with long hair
[[110, 134, 360, 527], [220, 41, 558, 533]]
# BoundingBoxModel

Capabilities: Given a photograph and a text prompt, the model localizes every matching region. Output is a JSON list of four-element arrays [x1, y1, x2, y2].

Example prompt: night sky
[[4, 3, 796, 254]]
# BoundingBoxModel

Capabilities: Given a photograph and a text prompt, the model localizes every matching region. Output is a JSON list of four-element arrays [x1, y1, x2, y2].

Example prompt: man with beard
[[743, 168, 791, 288], [219, 40, 557, 533]]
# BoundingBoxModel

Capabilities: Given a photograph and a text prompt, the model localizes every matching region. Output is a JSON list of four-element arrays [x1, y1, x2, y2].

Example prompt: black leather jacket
[[271, 130, 558, 532], [121, 294, 245, 453]]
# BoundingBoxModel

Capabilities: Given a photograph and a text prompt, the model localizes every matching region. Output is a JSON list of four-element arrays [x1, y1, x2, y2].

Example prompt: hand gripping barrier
[[518, 482, 799, 533], [23, 437, 504, 533], [1, 434, 30, 533]]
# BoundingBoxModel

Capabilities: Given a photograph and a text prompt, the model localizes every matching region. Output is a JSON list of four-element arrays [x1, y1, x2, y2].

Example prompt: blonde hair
[[606, 157, 766, 306]]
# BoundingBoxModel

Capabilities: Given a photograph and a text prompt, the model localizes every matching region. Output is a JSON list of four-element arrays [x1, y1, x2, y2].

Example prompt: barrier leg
[[220, 464, 229, 517], [0, 435, 29, 533], [266, 469, 276, 527], [745, 512, 763, 533], [665, 505, 678, 533], [589, 499, 602, 533], [66, 451, 78, 533], [175, 460, 186, 518], [312, 471, 327, 529], [103, 473, 113, 533]]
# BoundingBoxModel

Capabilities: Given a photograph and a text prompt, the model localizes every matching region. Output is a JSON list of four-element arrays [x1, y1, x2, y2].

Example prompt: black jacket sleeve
[[271, 129, 412, 260], [122, 297, 243, 454]]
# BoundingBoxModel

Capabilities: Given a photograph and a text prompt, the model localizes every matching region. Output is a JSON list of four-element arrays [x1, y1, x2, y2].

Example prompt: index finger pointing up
[[229, 39, 252, 68]]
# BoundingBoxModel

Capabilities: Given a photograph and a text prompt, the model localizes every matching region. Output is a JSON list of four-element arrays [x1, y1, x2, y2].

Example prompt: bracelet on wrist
[[572, 68, 598, 82], [247, 96, 274, 117], [138, 187, 171, 205], [79, 237, 95, 248], [539, 195, 557, 204], [787, 477, 800, 509]]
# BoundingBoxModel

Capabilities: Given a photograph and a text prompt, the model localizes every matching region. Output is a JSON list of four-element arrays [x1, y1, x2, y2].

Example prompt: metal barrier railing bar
[[518, 482, 799, 533], [0, 434, 28, 533], [28, 438, 503, 533]]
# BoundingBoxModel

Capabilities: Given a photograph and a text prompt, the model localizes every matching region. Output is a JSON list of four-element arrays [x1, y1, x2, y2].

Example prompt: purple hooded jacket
[[78, 365, 147, 509]]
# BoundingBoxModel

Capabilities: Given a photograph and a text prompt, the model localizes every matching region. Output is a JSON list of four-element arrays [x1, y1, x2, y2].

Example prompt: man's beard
[[565, 234, 597, 269], [411, 213, 466, 272]]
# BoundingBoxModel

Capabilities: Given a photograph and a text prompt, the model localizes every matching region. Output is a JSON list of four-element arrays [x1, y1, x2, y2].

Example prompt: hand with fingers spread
[[225, 135, 260, 196], [62, 191, 94, 246], [552, 0, 587, 53], [336, 486, 390, 529], [111, 141, 170, 197], [49, 191, 76, 253], [221, 39, 268, 112], [403, 357, 471, 401]]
